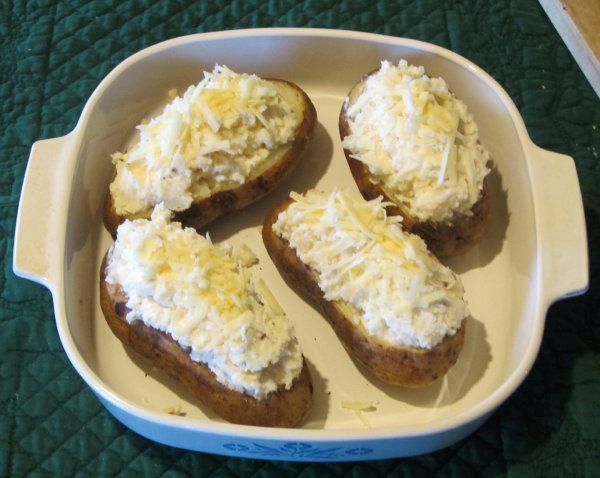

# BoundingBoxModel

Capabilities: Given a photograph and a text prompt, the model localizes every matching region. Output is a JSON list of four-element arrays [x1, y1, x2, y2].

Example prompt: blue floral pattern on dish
[[223, 442, 374, 459]]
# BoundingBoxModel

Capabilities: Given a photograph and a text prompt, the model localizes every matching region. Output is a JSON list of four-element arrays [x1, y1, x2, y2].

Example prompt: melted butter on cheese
[[272, 189, 469, 349], [341, 60, 491, 223], [105, 203, 303, 400], [110, 65, 301, 216]]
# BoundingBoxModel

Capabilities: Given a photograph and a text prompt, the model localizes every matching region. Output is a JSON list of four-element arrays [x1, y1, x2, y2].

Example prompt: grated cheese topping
[[109, 64, 301, 216], [105, 203, 303, 400], [272, 189, 469, 349], [341, 60, 491, 223]]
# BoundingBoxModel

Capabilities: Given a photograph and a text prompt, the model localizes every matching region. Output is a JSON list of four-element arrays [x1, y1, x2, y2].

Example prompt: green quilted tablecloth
[[1, 0, 599, 476]]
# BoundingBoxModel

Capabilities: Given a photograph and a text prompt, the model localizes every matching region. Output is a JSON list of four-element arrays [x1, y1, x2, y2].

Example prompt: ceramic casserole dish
[[13, 28, 589, 461]]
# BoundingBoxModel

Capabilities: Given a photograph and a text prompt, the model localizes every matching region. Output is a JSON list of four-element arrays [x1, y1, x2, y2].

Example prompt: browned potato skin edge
[[99, 253, 313, 428], [338, 75, 490, 258], [262, 197, 466, 388], [103, 79, 317, 238]]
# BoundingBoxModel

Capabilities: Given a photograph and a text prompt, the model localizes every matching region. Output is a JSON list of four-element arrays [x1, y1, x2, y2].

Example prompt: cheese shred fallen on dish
[[341, 400, 379, 428], [164, 405, 186, 416]]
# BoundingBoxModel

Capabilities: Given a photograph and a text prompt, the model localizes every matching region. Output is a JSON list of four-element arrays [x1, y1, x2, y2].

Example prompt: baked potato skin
[[262, 198, 466, 388], [103, 78, 317, 238], [338, 77, 490, 258], [99, 254, 313, 428]]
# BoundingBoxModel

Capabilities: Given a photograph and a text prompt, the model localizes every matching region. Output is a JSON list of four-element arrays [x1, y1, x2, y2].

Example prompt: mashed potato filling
[[341, 60, 490, 223], [110, 65, 300, 216], [273, 189, 469, 349], [105, 204, 303, 400]]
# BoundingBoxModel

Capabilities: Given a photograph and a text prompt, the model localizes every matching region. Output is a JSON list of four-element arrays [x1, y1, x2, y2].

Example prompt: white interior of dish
[[61, 32, 538, 432]]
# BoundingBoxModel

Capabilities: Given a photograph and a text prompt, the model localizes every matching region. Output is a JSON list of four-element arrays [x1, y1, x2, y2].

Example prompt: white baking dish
[[13, 28, 588, 461]]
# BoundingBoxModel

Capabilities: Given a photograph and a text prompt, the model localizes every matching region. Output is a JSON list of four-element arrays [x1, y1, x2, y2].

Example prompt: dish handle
[[528, 144, 589, 304], [13, 134, 74, 289]]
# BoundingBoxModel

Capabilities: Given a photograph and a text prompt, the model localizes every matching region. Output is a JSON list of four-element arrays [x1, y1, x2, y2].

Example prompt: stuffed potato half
[[104, 65, 317, 237], [262, 189, 468, 388], [339, 60, 491, 257], [100, 207, 313, 427]]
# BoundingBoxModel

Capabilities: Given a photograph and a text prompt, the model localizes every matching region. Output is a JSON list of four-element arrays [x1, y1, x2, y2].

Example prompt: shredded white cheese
[[105, 203, 303, 400], [109, 64, 301, 216], [164, 405, 186, 416], [341, 59, 491, 223], [272, 189, 469, 349], [341, 400, 378, 428]]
